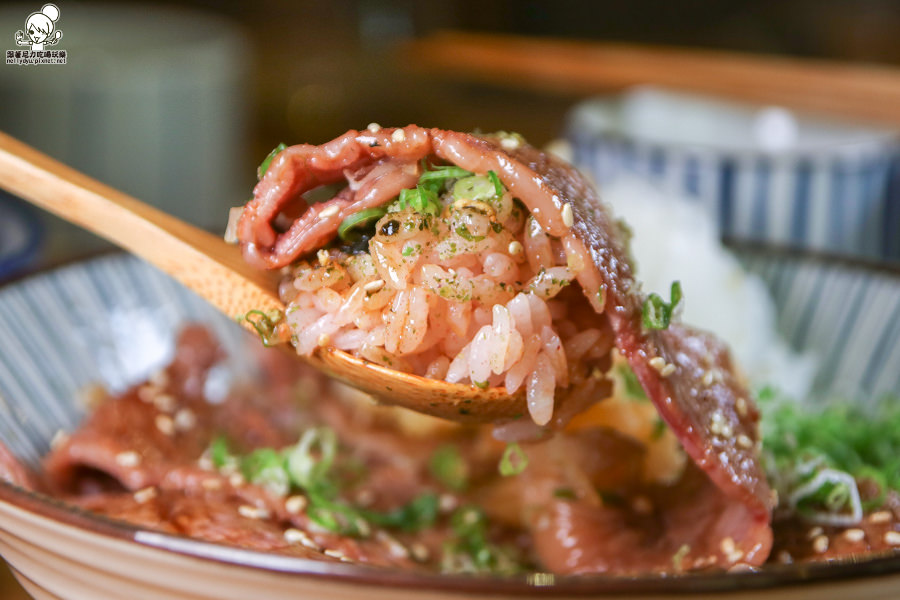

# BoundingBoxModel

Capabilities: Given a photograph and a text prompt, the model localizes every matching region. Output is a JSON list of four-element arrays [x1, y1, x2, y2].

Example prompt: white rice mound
[[278, 190, 613, 426], [601, 176, 817, 399]]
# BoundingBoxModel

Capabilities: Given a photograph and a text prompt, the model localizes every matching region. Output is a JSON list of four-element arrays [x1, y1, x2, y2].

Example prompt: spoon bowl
[[0, 131, 524, 423]]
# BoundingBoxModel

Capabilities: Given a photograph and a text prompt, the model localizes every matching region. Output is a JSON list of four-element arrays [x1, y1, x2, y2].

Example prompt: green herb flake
[[338, 207, 388, 242], [487, 170, 504, 196], [642, 280, 683, 331], [455, 225, 485, 242], [498, 442, 528, 476], [430, 445, 469, 492], [237, 309, 285, 347], [257, 143, 287, 179]]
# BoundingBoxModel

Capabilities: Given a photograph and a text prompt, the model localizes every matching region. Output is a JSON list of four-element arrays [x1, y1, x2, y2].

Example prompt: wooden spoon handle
[[0, 131, 283, 320]]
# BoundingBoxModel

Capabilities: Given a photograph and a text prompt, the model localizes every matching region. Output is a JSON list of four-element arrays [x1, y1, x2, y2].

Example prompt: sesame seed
[[812, 535, 829, 554], [197, 456, 214, 471], [649, 356, 667, 371], [884, 531, 900, 546], [500, 136, 520, 150], [561, 203, 574, 228], [229, 472, 245, 487], [632, 496, 653, 515], [149, 370, 169, 388], [376, 531, 410, 559], [410, 542, 430, 562], [702, 370, 715, 387], [133, 487, 157, 504], [319, 204, 340, 219], [363, 279, 385, 293], [870, 511, 892, 524], [285, 495, 308, 514], [508, 240, 524, 255], [173, 408, 196, 431], [201, 478, 222, 490], [155, 414, 175, 436], [323, 548, 347, 560], [737, 434, 754, 449], [367, 123, 381, 133], [238, 505, 270, 520], [843, 528, 865, 543], [317, 248, 330, 266], [735, 397, 748, 417], [284, 528, 319, 550], [50, 429, 69, 450], [354, 489, 375, 507], [806, 526, 824, 540], [115, 451, 141, 468], [391, 129, 406, 143], [439, 494, 458, 513], [153, 394, 176, 413], [777, 550, 793, 564], [137, 385, 158, 403], [317, 333, 331, 347], [720, 537, 735, 555], [660, 363, 676, 377]]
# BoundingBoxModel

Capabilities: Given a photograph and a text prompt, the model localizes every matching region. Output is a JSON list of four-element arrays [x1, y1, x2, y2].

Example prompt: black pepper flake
[[380, 219, 401, 236]]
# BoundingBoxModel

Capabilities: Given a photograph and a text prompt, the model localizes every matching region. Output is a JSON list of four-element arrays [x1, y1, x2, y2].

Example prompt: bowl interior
[[0, 252, 898, 597]]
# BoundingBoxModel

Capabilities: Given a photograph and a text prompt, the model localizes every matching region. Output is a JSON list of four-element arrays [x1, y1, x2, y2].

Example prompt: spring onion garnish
[[452, 175, 496, 202], [442, 506, 521, 574], [362, 492, 439, 532], [418, 165, 473, 184], [237, 309, 284, 347], [286, 427, 338, 489], [760, 388, 900, 525], [398, 186, 442, 215], [204, 426, 441, 537], [455, 225, 485, 242], [337, 207, 388, 242], [487, 170, 504, 196], [242, 447, 290, 497], [257, 143, 287, 179], [209, 436, 235, 469], [642, 281, 683, 331], [498, 442, 528, 476], [429, 445, 468, 491]]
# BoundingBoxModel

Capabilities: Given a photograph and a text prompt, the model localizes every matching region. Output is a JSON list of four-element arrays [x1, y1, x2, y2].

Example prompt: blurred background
[[1, 0, 899, 280], [0, 1, 899, 595]]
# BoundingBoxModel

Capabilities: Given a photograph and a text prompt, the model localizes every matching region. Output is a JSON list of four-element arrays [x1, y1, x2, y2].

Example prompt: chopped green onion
[[498, 442, 528, 476], [418, 165, 473, 184], [452, 175, 497, 202], [553, 487, 577, 500], [237, 309, 284, 347], [398, 186, 442, 215], [362, 492, 439, 532], [286, 427, 338, 489], [209, 436, 233, 469], [337, 207, 387, 242], [455, 225, 485, 242], [242, 448, 290, 497], [642, 281, 683, 330], [429, 445, 468, 491], [487, 170, 504, 196], [257, 143, 287, 179]]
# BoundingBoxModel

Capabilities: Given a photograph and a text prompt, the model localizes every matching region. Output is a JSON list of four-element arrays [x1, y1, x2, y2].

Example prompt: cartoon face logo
[[14, 4, 63, 52]]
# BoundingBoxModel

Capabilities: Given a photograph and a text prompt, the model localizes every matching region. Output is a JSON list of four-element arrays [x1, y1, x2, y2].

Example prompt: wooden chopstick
[[402, 31, 900, 126]]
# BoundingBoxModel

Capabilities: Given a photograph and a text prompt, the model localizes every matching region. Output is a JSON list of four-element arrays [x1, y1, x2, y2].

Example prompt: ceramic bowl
[[0, 253, 898, 599], [566, 87, 900, 263]]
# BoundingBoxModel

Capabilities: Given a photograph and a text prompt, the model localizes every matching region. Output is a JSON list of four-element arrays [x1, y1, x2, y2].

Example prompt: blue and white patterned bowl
[[0, 252, 897, 598], [567, 88, 900, 262], [0, 194, 42, 282]]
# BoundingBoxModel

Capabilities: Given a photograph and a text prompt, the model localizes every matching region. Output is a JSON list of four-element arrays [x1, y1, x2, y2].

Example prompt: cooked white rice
[[278, 188, 612, 426]]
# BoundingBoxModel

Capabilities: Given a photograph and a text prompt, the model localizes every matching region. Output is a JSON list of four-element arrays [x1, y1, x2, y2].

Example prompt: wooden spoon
[[0, 131, 525, 423]]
